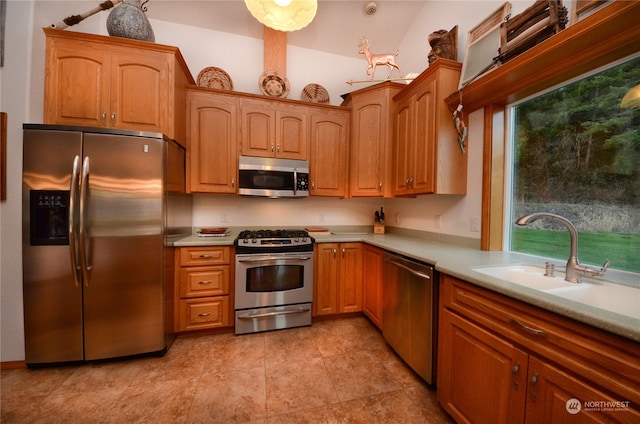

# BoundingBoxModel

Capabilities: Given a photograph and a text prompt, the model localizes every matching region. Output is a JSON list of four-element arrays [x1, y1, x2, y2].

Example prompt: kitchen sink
[[473, 264, 575, 291], [545, 283, 640, 320], [473, 264, 640, 320]]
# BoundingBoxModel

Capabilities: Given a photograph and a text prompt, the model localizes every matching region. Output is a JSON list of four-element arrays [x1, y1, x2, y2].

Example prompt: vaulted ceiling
[[145, 0, 427, 58]]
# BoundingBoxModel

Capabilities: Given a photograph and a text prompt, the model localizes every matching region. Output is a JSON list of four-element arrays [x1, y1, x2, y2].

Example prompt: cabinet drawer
[[179, 246, 229, 266], [179, 296, 230, 331], [441, 275, 640, 406], [179, 266, 229, 298]]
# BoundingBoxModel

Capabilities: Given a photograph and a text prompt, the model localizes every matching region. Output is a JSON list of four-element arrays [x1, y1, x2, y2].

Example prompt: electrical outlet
[[319, 213, 325, 223], [221, 213, 228, 223], [470, 216, 480, 232], [435, 215, 441, 228], [394, 212, 400, 224]]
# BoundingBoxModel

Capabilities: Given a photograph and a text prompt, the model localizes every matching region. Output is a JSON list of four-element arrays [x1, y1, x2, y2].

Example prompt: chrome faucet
[[515, 212, 610, 283]]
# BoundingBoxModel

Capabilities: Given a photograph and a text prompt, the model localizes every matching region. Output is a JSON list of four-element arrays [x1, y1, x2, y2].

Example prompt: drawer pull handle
[[199, 254, 213, 258], [198, 280, 212, 285], [509, 318, 548, 338], [529, 372, 539, 402], [198, 312, 212, 317]]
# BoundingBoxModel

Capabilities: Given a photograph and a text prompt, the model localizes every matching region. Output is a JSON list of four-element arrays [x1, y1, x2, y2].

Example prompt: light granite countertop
[[172, 226, 640, 343]]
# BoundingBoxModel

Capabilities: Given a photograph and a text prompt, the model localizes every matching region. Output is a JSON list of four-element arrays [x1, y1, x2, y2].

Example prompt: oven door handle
[[238, 255, 312, 263], [237, 307, 311, 319]]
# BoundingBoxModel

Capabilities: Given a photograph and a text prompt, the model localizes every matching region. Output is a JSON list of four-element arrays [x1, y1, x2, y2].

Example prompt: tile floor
[[1, 316, 454, 423]]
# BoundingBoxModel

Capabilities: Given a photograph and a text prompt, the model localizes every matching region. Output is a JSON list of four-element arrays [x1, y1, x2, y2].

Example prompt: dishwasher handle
[[384, 256, 432, 280]]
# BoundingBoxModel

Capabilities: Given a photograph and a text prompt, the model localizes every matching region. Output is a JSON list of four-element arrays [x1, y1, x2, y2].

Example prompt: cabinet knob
[[277, 144, 280, 153], [198, 280, 212, 285], [231, 178, 235, 188], [511, 362, 520, 389], [529, 372, 539, 402], [111, 112, 116, 126], [379, 181, 383, 190], [271, 143, 275, 153], [101, 112, 107, 126], [311, 181, 315, 190], [199, 254, 213, 258], [333, 248, 337, 258], [198, 312, 213, 317]]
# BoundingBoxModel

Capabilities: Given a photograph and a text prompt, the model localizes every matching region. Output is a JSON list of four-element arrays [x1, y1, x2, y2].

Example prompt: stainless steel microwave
[[238, 156, 310, 197]]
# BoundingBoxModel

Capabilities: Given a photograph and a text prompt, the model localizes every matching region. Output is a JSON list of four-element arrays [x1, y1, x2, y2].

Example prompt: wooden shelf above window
[[445, 0, 640, 113]]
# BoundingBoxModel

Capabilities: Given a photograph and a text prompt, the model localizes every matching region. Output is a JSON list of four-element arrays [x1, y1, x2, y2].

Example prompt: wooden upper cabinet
[[43, 28, 193, 146], [308, 108, 350, 197], [348, 83, 403, 197], [110, 51, 169, 132], [240, 99, 308, 160], [186, 88, 238, 194], [392, 59, 466, 196]]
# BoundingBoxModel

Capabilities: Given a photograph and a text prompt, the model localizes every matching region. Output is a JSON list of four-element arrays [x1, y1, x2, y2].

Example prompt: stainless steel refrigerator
[[22, 124, 191, 365]]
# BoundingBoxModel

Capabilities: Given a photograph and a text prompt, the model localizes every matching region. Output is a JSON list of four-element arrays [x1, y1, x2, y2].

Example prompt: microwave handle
[[293, 168, 297, 196]]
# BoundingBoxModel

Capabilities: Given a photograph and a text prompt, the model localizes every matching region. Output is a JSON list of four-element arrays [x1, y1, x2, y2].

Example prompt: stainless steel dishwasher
[[382, 252, 437, 384]]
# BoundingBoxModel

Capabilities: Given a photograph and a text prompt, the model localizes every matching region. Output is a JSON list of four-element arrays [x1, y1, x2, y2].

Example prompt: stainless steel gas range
[[234, 229, 314, 335]]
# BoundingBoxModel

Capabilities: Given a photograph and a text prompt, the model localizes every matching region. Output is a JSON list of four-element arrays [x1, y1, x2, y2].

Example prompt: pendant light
[[245, 0, 317, 32]]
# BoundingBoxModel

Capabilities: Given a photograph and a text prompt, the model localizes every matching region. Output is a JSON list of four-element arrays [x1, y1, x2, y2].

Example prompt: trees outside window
[[508, 54, 640, 273]]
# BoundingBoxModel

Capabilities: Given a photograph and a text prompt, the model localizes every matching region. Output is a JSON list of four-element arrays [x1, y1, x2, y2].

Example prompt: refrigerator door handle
[[79, 156, 92, 286], [69, 155, 81, 288]]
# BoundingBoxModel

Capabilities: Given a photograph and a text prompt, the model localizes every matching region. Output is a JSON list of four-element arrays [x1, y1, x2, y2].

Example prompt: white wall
[[1, 0, 537, 362]]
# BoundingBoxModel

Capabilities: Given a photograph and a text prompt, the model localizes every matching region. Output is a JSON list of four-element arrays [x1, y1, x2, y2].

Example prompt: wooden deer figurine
[[358, 37, 402, 80]]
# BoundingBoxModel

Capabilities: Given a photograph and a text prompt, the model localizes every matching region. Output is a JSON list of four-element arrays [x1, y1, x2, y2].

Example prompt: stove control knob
[[243, 238, 249, 244], [251, 238, 257, 243]]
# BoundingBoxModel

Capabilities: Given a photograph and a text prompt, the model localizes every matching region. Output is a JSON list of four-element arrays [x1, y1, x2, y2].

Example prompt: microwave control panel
[[297, 173, 309, 192]]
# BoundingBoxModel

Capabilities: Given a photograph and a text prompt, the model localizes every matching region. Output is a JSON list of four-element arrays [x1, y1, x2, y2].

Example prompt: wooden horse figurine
[[358, 37, 402, 80]]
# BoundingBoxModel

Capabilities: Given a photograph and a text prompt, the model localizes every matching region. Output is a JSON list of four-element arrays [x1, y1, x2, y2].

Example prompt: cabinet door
[[313, 243, 339, 315], [44, 40, 111, 127], [309, 110, 349, 197], [525, 356, 640, 423], [338, 243, 363, 313], [411, 79, 437, 194], [241, 100, 275, 157], [392, 95, 413, 196], [276, 106, 308, 160], [187, 91, 238, 193], [438, 309, 528, 424], [110, 50, 169, 133], [350, 93, 385, 197], [362, 245, 383, 329]]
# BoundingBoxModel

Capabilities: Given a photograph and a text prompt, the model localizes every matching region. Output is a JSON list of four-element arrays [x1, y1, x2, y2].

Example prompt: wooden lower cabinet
[[362, 244, 384, 329], [175, 246, 233, 332], [438, 274, 640, 424], [313, 243, 362, 316]]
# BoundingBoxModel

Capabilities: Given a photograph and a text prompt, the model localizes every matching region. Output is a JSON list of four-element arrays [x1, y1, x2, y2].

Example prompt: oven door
[[235, 252, 313, 310]]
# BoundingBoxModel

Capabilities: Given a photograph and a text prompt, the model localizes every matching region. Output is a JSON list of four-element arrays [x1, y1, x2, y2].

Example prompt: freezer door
[[81, 132, 166, 360], [22, 128, 84, 364]]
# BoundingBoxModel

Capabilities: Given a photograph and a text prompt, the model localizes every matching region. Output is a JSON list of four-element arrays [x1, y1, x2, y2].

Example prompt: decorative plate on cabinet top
[[259, 71, 290, 98], [301, 83, 330, 104], [197, 67, 233, 90]]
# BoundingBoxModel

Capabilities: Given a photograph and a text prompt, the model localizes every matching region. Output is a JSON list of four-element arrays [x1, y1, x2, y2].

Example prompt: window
[[506, 54, 640, 273]]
